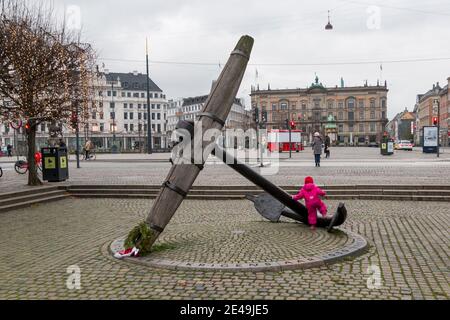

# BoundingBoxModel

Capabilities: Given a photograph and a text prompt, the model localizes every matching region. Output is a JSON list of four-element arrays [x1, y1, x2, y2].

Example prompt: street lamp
[[111, 82, 117, 153]]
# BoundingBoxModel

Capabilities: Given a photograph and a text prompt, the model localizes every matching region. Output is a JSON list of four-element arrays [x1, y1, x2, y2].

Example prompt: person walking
[[324, 135, 330, 158], [84, 139, 94, 160], [6, 144, 12, 157], [311, 132, 323, 167]]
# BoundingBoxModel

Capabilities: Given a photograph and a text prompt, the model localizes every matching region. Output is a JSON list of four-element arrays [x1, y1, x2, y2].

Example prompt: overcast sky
[[53, 0, 450, 118]]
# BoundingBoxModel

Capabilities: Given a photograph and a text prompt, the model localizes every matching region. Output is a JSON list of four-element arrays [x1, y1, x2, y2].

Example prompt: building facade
[[385, 108, 416, 142], [414, 79, 449, 147], [250, 77, 389, 145], [166, 94, 250, 143], [0, 71, 170, 152]]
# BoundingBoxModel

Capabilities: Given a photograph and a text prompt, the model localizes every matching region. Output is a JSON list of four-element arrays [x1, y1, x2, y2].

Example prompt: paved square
[[0, 198, 448, 300]]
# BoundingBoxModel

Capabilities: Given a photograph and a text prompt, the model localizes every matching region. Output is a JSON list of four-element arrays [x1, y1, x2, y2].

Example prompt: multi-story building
[[415, 79, 449, 147], [0, 70, 170, 152], [250, 76, 389, 145], [166, 94, 250, 138], [385, 108, 416, 142]]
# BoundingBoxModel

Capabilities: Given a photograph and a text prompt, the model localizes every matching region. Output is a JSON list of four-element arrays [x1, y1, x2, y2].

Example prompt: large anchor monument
[[125, 35, 347, 255]]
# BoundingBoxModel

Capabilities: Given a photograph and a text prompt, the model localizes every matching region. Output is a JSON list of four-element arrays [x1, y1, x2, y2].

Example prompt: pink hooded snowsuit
[[292, 181, 327, 225]]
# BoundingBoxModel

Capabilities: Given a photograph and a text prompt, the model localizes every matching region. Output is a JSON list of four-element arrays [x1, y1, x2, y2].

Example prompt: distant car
[[368, 142, 379, 147], [395, 140, 413, 151]]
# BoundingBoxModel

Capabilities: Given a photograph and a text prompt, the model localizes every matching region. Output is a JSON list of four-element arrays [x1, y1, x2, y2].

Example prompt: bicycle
[[82, 149, 96, 161], [0, 166, 3, 177], [14, 152, 42, 174]]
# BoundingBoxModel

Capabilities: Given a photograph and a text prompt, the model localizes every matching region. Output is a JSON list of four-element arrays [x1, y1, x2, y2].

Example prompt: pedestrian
[[7, 144, 12, 157], [324, 135, 330, 159], [292, 176, 327, 231], [84, 139, 94, 160], [311, 132, 323, 167]]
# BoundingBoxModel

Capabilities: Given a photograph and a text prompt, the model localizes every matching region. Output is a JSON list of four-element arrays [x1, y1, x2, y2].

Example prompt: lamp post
[[433, 95, 440, 158], [111, 82, 117, 153], [146, 38, 153, 154]]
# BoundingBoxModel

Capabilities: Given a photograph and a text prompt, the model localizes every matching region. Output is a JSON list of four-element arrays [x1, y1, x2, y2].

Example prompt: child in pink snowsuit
[[292, 176, 327, 230]]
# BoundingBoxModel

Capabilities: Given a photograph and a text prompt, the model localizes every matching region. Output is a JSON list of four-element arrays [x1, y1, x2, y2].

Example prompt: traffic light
[[70, 111, 78, 129], [261, 111, 267, 123], [24, 122, 31, 134], [253, 107, 259, 123], [432, 117, 438, 126], [290, 121, 295, 129]]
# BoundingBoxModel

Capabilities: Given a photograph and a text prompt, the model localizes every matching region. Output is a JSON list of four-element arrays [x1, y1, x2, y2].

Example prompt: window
[[381, 99, 386, 108], [138, 104, 141, 109], [382, 111, 386, 119], [110, 112, 115, 120], [338, 101, 344, 109], [107, 91, 111, 97], [124, 112, 128, 120], [129, 103, 133, 109], [272, 104, 277, 111], [291, 103, 296, 110], [124, 124, 128, 131], [121, 92, 125, 97], [152, 104, 156, 110], [141, 93, 145, 98], [133, 93, 139, 98], [370, 99, 375, 108], [157, 124, 161, 133], [348, 111, 354, 121], [40, 123, 45, 132], [301, 102, 307, 110], [349, 123, 354, 132], [149, 93, 153, 98], [338, 112, 343, 120], [359, 123, 364, 132], [144, 124, 147, 132], [99, 112, 104, 120], [138, 124, 142, 132], [338, 124, 343, 132], [358, 100, 364, 108], [92, 112, 96, 120], [327, 100, 333, 109], [280, 102, 288, 110], [370, 110, 375, 119], [314, 100, 320, 109], [130, 112, 134, 120], [144, 113, 147, 120], [370, 122, 375, 132], [155, 93, 159, 98], [347, 98, 355, 109], [112, 91, 117, 97], [152, 113, 155, 120], [157, 104, 161, 109], [157, 113, 161, 120], [124, 103, 128, 109], [359, 111, 364, 120], [99, 91, 103, 97], [110, 102, 115, 109], [100, 123, 104, 132], [130, 124, 134, 131], [138, 113, 142, 120], [127, 92, 131, 97]]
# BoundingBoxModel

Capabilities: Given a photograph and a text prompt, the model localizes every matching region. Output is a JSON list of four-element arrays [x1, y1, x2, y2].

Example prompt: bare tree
[[0, 0, 97, 185]]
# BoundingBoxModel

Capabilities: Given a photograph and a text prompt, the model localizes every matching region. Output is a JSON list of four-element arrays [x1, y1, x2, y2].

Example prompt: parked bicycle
[[14, 152, 42, 174], [0, 166, 3, 177]]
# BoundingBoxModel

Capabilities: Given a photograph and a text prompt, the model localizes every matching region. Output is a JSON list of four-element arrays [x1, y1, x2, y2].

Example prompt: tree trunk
[[27, 123, 42, 186]]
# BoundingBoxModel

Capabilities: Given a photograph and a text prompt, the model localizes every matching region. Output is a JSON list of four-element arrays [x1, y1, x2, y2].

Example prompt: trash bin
[[41, 147, 69, 182], [380, 138, 394, 156]]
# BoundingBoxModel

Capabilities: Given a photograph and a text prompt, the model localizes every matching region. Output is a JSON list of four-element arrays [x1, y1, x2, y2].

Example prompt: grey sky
[[55, 0, 450, 118]]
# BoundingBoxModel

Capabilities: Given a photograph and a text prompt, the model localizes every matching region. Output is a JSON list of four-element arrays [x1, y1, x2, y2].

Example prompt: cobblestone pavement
[[0, 198, 448, 300], [1, 147, 450, 194]]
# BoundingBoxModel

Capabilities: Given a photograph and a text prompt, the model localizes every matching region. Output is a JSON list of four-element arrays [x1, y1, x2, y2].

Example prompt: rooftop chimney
[[133, 70, 138, 76], [104, 69, 109, 74]]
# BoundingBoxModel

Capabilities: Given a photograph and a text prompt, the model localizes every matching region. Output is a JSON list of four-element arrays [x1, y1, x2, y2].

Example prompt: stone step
[[0, 190, 68, 207], [69, 192, 450, 202], [66, 187, 450, 197], [0, 193, 69, 214], [66, 184, 450, 191], [0, 185, 61, 200]]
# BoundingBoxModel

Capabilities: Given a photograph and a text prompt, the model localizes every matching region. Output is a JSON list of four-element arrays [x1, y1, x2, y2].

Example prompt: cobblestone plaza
[[0, 198, 448, 300]]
